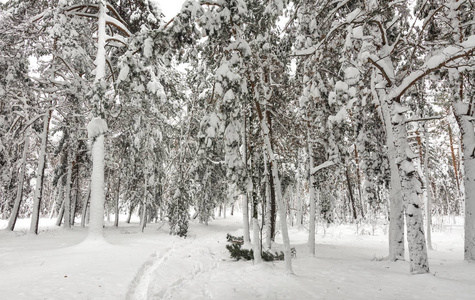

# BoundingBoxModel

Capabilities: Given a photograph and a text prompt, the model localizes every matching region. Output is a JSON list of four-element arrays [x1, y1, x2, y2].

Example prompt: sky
[[155, 0, 185, 19], [0, 0, 184, 14]]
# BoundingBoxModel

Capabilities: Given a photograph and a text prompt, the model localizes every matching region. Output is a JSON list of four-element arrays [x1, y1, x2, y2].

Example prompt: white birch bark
[[30, 110, 51, 234], [6, 130, 30, 231]]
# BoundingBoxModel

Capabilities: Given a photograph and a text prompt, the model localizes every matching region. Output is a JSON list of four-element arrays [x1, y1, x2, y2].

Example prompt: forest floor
[[1, 213, 475, 300]]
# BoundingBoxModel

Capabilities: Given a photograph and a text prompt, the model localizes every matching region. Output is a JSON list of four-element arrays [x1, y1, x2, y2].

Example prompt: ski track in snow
[[126, 246, 174, 300], [126, 224, 236, 300]]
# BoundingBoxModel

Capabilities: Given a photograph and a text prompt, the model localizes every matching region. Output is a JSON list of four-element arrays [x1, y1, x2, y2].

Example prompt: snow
[[144, 37, 153, 58], [352, 26, 364, 39], [118, 65, 130, 82], [334, 81, 348, 92], [346, 8, 362, 23], [87, 117, 108, 139], [311, 160, 335, 175], [1, 214, 475, 299], [344, 67, 360, 85]]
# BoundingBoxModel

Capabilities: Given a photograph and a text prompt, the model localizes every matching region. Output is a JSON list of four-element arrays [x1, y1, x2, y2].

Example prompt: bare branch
[[368, 57, 392, 87]]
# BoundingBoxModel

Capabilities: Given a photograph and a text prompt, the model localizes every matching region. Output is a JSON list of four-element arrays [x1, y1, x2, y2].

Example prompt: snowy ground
[[1, 214, 475, 300]]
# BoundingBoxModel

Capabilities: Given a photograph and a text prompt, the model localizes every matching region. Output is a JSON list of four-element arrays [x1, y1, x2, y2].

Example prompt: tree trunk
[[62, 152, 73, 229], [49, 187, 59, 219], [141, 174, 148, 233], [308, 134, 316, 257], [88, 134, 106, 239], [71, 174, 79, 226], [264, 152, 272, 249], [6, 130, 30, 231], [251, 146, 261, 263], [80, 184, 91, 228], [453, 101, 475, 260], [345, 167, 358, 220], [126, 203, 134, 224], [423, 124, 433, 250], [114, 174, 120, 227], [241, 110, 250, 244], [379, 91, 405, 261], [87, 0, 108, 241], [140, 201, 147, 233], [391, 100, 429, 274], [55, 188, 65, 227], [267, 111, 277, 241], [255, 100, 293, 274], [30, 109, 51, 234], [448, 124, 461, 194], [354, 144, 365, 218]]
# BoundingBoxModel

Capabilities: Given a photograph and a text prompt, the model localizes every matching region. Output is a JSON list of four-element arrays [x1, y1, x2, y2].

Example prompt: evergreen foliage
[[225, 234, 285, 262]]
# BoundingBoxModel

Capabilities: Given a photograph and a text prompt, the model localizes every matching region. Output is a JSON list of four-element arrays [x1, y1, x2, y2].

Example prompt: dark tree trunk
[[346, 168, 358, 220]]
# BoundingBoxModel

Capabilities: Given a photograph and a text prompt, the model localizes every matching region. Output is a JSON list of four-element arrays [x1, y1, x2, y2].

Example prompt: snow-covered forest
[[1, 0, 475, 299]]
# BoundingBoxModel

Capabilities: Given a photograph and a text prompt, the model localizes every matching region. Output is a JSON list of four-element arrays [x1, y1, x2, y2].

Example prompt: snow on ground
[[1, 214, 475, 299]]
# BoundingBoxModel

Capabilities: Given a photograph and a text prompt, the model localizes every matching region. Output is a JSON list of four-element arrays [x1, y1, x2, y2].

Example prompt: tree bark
[[30, 109, 52, 234], [241, 109, 250, 244], [87, 0, 108, 241], [55, 186, 65, 227], [62, 152, 73, 229], [379, 90, 405, 261], [114, 173, 120, 227], [453, 101, 475, 260], [255, 100, 293, 274], [6, 131, 30, 231], [423, 124, 433, 250], [391, 100, 429, 274], [308, 132, 316, 257], [264, 152, 272, 249], [345, 167, 358, 220], [80, 183, 91, 228], [448, 124, 461, 193], [266, 111, 277, 241]]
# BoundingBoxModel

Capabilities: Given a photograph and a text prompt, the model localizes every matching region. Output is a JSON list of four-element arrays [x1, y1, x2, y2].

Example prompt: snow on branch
[[390, 35, 475, 100], [64, 3, 131, 37], [368, 57, 392, 87], [311, 161, 335, 176], [104, 15, 131, 37], [87, 118, 108, 139], [404, 116, 443, 124]]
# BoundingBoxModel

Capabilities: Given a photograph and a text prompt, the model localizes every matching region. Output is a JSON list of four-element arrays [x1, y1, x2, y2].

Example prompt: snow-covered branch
[[368, 57, 392, 87], [404, 116, 443, 124], [390, 36, 475, 100], [311, 161, 335, 176]]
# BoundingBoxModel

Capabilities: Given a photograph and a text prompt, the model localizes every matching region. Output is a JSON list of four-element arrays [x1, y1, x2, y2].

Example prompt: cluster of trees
[[1, 0, 474, 274]]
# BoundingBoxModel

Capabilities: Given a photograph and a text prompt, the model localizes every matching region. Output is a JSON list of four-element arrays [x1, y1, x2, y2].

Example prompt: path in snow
[[126, 219, 241, 300], [125, 215, 475, 300]]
